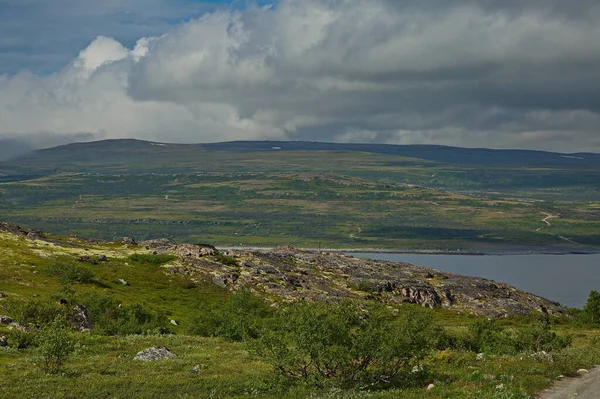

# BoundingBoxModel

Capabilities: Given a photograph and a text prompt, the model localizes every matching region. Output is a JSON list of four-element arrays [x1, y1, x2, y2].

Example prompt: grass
[[1, 230, 600, 398]]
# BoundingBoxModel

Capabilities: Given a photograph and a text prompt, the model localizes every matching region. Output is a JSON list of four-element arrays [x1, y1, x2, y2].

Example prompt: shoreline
[[218, 246, 600, 256]]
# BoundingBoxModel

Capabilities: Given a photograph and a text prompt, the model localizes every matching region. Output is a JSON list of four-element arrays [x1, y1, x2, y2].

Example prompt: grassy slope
[[1, 231, 600, 398]]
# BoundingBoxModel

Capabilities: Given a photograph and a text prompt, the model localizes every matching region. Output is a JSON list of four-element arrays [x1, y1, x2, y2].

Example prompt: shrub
[[578, 290, 600, 327], [215, 253, 238, 266], [513, 318, 572, 352], [128, 254, 177, 266], [6, 330, 38, 349], [43, 262, 95, 284], [75, 292, 170, 335], [469, 319, 515, 354], [2, 297, 66, 327], [37, 316, 74, 373], [188, 288, 272, 341], [468, 317, 572, 355], [253, 302, 442, 389]]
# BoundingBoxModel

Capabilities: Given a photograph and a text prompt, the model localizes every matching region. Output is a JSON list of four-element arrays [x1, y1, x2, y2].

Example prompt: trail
[[538, 367, 600, 399], [536, 212, 558, 232]]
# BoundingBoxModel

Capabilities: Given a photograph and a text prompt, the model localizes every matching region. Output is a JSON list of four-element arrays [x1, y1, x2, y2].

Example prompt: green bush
[[215, 253, 239, 266], [578, 290, 600, 327], [253, 302, 442, 389], [75, 292, 170, 335], [468, 318, 571, 355], [189, 289, 272, 341], [128, 254, 177, 266], [6, 330, 38, 349], [513, 318, 572, 352], [469, 319, 516, 354], [1, 297, 67, 327], [37, 316, 75, 373], [43, 262, 95, 284]]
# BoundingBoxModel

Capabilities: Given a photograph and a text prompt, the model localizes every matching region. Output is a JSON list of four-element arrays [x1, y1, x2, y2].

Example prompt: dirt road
[[538, 367, 600, 399]]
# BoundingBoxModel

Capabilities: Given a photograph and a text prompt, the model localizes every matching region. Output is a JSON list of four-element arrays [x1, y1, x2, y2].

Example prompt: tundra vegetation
[[1, 140, 600, 250], [1, 228, 600, 399]]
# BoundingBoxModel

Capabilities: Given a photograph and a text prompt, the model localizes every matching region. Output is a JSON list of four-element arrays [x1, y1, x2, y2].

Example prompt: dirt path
[[537, 368, 600, 399], [536, 212, 558, 232]]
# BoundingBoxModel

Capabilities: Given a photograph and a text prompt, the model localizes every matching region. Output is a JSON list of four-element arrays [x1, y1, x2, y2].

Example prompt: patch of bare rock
[[168, 246, 568, 317]]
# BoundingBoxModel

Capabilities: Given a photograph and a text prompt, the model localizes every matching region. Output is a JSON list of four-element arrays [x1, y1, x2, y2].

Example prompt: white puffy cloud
[[1, 0, 600, 152]]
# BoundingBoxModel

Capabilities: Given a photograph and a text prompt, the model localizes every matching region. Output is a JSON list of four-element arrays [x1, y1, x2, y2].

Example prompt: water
[[349, 253, 600, 309]]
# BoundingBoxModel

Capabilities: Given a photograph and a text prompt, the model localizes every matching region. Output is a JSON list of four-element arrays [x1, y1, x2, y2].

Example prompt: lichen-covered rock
[[176, 244, 216, 258], [176, 247, 569, 317], [0, 315, 14, 325], [134, 346, 176, 362], [71, 305, 92, 331]]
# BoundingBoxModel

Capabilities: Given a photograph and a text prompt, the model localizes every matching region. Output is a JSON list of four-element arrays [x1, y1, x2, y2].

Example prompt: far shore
[[217, 246, 600, 256]]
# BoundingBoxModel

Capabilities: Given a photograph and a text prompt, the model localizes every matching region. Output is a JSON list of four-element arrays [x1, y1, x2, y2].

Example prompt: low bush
[[43, 262, 95, 284], [253, 302, 442, 389], [188, 288, 273, 341], [75, 292, 170, 335], [215, 253, 239, 266], [37, 316, 75, 374], [468, 317, 571, 355], [6, 329, 38, 349], [1, 297, 67, 327], [128, 253, 177, 266]]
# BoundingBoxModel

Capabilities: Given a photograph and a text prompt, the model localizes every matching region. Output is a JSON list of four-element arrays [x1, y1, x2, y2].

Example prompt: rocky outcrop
[[0, 315, 38, 331], [141, 238, 177, 250], [175, 244, 216, 258], [168, 248, 569, 317], [134, 346, 177, 362]]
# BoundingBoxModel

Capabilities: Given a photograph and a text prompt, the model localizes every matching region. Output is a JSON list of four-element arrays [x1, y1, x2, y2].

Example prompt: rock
[[0, 292, 7, 299], [530, 351, 553, 363], [191, 364, 201, 374], [426, 383, 435, 390], [118, 279, 129, 286], [170, 319, 178, 326], [0, 315, 14, 325], [8, 321, 37, 332], [119, 237, 137, 245], [71, 305, 92, 331], [175, 244, 216, 258], [0, 335, 7, 347], [98, 254, 108, 262], [134, 346, 176, 362], [78, 255, 98, 264], [141, 238, 177, 249], [577, 368, 589, 374]]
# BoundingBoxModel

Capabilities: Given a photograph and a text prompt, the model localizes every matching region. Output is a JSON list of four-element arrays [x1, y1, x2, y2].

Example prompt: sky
[[1, 0, 599, 154]]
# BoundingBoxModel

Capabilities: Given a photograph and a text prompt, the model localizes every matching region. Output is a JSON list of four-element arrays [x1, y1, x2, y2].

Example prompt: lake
[[349, 253, 600, 309]]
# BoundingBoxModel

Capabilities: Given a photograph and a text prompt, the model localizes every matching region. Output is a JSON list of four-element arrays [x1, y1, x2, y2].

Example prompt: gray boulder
[[134, 346, 177, 362], [0, 315, 14, 325], [71, 305, 92, 331]]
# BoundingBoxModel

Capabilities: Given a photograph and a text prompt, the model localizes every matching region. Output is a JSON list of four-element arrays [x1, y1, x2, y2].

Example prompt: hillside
[[1, 223, 600, 399], [1, 139, 599, 249]]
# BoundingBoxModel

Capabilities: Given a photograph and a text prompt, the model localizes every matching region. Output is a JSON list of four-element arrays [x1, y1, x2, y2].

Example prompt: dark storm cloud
[[1, 0, 599, 152]]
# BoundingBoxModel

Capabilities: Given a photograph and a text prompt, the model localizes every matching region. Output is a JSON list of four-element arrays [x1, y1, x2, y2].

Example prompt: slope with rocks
[[1, 222, 569, 317]]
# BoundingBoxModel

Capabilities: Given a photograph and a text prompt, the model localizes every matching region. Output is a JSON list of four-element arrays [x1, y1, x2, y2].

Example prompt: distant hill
[[5, 139, 600, 170]]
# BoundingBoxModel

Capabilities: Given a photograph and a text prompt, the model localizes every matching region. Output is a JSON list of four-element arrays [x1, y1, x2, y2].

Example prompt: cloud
[[1, 0, 600, 152]]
